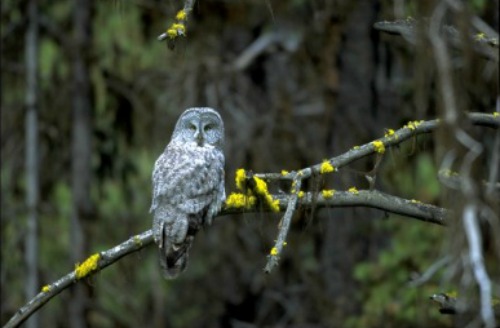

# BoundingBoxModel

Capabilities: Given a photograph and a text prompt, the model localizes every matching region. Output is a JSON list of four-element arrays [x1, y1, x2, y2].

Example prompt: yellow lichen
[[475, 32, 485, 40], [320, 160, 335, 174], [171, 23, 186, 34], [225, 193, 256, 209], [297, 191, 305, 198], [176, 9, 187, 21], [253, 176, 269, 195], [281, 170, 289, 176], [372, 140, 385, 154], [405, 120, 424, 131], [265, 195, 280, 212], [233, 169, 279, 212], [348, 187, 359, 195], [42, 285, 50, 293], [133, 235, 142, 246], [235, 168, 246, 190], [166, 28, 177, 39], [322, 189, 335, 198], [410, 199, 421, 204], [493, 112, 499, 117], [270, 247, 278, 256], [353, 145, 360, 150], [75, 253, 100, 280], [384, 128, 395, 138], [252, 177, 280, 212]]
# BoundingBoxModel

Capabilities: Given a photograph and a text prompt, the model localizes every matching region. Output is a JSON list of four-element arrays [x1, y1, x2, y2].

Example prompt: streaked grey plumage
[[150, 107, 225, 279]]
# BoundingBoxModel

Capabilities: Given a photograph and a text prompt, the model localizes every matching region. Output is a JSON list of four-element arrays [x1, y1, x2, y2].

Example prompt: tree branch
[[4, 112, 498, 328], [256, 112, 499, 182], [374, 17, 499, 61], [4, 189, 449, 327], [264, 177, 302, 273], [4, 231, 153, 328]]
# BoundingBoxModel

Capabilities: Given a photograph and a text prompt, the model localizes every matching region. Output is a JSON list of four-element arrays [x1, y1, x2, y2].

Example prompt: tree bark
[[324, 0, 378, 318], [24, 0, 40, 327], [70, 0, 93, 327]]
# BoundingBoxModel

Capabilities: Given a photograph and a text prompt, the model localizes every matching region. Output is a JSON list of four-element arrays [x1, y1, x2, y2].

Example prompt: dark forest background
[[1, 0, 499, 327]]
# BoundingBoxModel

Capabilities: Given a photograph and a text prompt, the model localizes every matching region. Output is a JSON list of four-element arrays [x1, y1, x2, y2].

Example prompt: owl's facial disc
[[172, 108, 223, 148]]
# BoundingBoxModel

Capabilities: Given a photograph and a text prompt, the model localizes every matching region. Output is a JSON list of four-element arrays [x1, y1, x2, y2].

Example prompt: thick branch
[[224, 190, 448, 225], [4, 189, 449, 327], [5, 113, 497, 327]]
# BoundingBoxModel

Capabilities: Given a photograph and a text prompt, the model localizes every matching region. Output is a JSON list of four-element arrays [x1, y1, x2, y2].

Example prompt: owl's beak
[[194, 128, 204, 146]]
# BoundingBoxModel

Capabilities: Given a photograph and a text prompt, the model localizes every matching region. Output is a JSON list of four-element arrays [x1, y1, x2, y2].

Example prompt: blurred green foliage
[[348, 150, 451, 327], [349, 219, 450, 327]]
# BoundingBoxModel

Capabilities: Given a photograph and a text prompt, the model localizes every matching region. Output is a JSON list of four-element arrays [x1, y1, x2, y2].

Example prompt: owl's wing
[[150, 144, 196, 252], [150, 145, 189, 213], [205, 150, 226, 225], [150, 152, 169, 213]]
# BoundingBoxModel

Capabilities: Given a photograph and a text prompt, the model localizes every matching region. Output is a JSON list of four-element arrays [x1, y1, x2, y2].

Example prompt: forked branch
[[4, 112, 499, 328]]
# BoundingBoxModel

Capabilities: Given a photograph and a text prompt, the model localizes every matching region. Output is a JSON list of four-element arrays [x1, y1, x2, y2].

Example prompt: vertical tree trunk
[[70, 0, 93, 327], [24, 0, 39, 327], [323, 0, 378, 318]]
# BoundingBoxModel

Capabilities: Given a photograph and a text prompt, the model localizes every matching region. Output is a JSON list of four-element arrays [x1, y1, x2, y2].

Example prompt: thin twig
[[409, 256, 452, 287], [264, 177, 302, 273]]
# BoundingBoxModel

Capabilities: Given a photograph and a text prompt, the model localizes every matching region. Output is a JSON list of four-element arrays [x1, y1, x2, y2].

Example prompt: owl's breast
[[152, 140, 224, 211]]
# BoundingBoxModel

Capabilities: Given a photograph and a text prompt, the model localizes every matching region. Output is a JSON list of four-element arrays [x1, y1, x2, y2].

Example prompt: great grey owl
[[150, 107, 225, 279]]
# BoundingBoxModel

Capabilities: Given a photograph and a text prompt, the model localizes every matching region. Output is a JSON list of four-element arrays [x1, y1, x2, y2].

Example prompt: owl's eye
[[204, 124, 215, 132], [189, 124, 197, 131]]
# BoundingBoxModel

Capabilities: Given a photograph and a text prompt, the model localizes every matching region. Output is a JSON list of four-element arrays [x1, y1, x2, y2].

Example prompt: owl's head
[[172, 107, 224, 148]]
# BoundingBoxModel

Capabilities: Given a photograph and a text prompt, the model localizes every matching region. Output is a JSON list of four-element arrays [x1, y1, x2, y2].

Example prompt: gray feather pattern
[[151, 107, 225, 279]]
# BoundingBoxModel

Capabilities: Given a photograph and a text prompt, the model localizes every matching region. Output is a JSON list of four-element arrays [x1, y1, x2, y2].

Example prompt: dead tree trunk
[[69, 0, 94, 326], [24, 0, 40, 326]]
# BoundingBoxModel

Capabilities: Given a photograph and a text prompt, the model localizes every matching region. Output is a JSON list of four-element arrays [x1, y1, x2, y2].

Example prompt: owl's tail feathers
[[159, 237, 193, 279]]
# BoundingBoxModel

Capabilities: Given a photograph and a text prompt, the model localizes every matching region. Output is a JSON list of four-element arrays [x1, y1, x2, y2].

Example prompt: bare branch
[[408, 256, 452, 287], [463, 205, 496, 328], [374, 16, 499, 61], [428, 3, 497, 325]]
